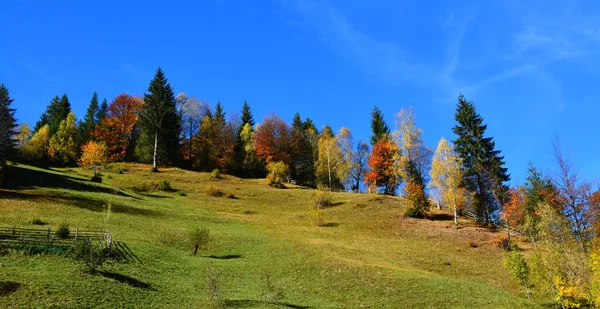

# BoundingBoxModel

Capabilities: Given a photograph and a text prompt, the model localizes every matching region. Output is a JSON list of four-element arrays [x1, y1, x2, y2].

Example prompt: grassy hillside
[[0, 163, 542, 308]]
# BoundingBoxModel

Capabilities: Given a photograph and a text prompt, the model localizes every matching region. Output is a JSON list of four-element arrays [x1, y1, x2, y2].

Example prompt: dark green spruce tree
[[0, 84, 18, 165], [290, 112, 318, 187], [97, 98, 108, 122], [137, 68, 181, 169], [79, 92, 100, 143], [214, 101, 226, 124], [452, 94, 510, 225], [370, 106, 390, 145], [34, 94, 71, 136]]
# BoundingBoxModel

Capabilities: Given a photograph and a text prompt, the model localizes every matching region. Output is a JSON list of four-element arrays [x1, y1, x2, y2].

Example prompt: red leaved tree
[[364, 139, 399, 195], [254, 114, 296, 165], [93, 93, 143, 162]]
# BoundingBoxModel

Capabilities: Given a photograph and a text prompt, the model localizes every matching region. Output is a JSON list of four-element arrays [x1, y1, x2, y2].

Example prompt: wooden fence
[[0, 226, 141, 263]]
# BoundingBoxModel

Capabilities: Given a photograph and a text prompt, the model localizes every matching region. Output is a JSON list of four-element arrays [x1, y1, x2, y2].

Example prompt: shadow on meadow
[[224, 299, 311, 308], [0, 281, 21, 296], [1, 165, 137, 199], [92, 270, 155, 290]]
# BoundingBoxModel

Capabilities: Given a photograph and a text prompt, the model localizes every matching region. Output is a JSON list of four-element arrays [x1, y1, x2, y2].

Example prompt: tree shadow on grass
[[206, 254, 242, 260], [93, 270, 155, 290], [319, 222, 339, 227], [1, 165, 138, 199], [224, 299, 310, 308], [0, 281, 21, 296], [139, 193, 173, 199], [426, 213, 454, 221], [0, 190, 161, 217]]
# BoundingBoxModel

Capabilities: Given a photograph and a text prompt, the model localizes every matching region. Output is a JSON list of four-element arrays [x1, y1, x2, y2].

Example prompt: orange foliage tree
[[93, 94, 143, 162], [501, 187, 528, 232], [364, 139, 399, 195], [78, 141, 107, 178], [254, 114, 296, 165]]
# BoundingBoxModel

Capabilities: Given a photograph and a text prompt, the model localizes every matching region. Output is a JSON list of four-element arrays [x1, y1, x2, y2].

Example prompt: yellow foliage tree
[[23, 124, 50, 163], [315, 130, 343, 190], [48, 112, 79, 166], [430, 138, 465, 226], [79, 141, 107, 179]]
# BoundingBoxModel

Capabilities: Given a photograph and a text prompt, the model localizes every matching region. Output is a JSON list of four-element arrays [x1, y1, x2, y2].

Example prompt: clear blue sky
[[2, 0, 599, 186]]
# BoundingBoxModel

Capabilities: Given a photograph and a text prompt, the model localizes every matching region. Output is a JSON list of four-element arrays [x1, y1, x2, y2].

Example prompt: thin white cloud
[[14, 61, 62, 84]]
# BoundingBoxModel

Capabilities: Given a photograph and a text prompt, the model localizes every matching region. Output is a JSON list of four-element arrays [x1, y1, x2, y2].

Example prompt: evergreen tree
[[240, 100, 254, 129], [452, 94, 510, 225], [370, 106, 390, 145], [97, 98, 108, 122], [79, 92, 100, 143], [0, 84, 17, 165], [289, 113, 318, 187], [137, 67, 181, 169], [34, 94, 71, 136], [214, 101, 225, 124]]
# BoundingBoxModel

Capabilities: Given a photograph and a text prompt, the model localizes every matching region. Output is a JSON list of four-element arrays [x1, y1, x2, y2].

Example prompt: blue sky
[[1, 0, 599, 186]]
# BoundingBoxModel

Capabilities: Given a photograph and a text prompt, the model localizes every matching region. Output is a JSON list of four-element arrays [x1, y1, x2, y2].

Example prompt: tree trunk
[[506, 218, 511, 243], [189, 122, 193, 161], [524, 281, 531, 302], [327, 149, 332, 191], [453, 201, 458, 227], [153, 132, 158, 169], [193, 243, 198, 256]]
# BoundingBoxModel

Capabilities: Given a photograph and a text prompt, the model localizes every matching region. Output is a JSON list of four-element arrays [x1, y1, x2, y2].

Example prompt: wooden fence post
[[47, 227, 51, 243], [75, 228, 79, 240], [12, 225, 15, 236]]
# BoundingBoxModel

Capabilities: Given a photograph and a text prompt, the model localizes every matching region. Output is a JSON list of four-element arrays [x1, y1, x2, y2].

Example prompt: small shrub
[[308, 201, 324, 227], [151, 166, 159, 173], [243, 209, 255, 214], [258, 273, 285, 302], [158, 179, 172, 191], [73, 238, 109, 270], [132, 181, 155, 193], [117, 167, 124, 174], [468, 242, 479, 248], [211, 169, 222, 179], [313, 190, 333, 209], [176, 190, 187, 196], [206, 264, 221, 302], [55, 223, 70, 239], [189, 227, 212, 256], [503, 249, 531, 300], [28, 217, 46, 225], [226, 192, 235, 199], [104, 164, 113, 171], [266, 161, 289, 188], [205, 186, 224, 197], [405, 207, 424, 218]]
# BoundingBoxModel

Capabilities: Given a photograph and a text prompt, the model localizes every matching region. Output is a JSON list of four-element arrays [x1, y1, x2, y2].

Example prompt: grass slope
[[0, 163, 540, 308]]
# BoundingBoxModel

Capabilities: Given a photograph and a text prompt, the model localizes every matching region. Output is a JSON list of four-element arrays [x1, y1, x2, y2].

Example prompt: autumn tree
[[337, 127, 354, 191], [254, 114, 295, 166], [176, 93, 206, 163], [79, 141, 107, 181], [233, 101, 257, 177], [22, 125, 50, 164], [501, 187, 527, 241], [0, 84, 17, 165], [430, 138, 465, 226], [370, 106, 390, 145], [266, 161, 290, 188], [192, 111, 236, 173], [315, 126, 343, 190], [452, 94, 510, 226], [364, 139, 399, 195], [79, 92, 100, 143], [93, 94, 144, 162], [137, 67, 181, 169], [239, 123, 264, 177], [34, 94, 71, 136], [14, 123, 32, 158], [48, 112, 79, 166], [350, 141, 369, 193], [552, 139, 593, 244]]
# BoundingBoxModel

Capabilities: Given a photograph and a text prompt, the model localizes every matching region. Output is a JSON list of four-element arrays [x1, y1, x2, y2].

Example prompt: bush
[[151, 166, 159, 173], [132, 181, 155, 193], [405, 207, 424, 218], [404, 182, 430, 218], [308, 197, 325, 227], [313, 191, 333, 209], [176, 190, 187, 196], [189, 227, 212, 256], [211, 169, 222, 179], [205, 186, 224, 197], [117, 167, 124, 174], [503, 249, 531, 300], [55, 223, 70, 239], [226, 192, 235, 199], [206, 264, 221, 302], [258, 273, 285, 302], [158, 179, 172, 191], [73, 238, 109, 270], [266, 161, 289, 188], [28, 217, 46, 225]]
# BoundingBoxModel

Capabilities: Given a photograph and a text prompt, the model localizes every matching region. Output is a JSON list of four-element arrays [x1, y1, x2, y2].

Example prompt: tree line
[[2, 68, 600, 307]]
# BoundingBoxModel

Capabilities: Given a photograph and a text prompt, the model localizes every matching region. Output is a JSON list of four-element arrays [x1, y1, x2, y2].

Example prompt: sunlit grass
[[0, 163, 542, 308]]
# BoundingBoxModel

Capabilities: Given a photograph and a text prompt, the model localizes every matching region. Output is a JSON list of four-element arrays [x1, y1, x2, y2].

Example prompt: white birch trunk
[[153, 132, 158, 169]]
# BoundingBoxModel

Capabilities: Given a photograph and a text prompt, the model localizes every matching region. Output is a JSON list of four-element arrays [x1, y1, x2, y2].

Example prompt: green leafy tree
[[79, 92, 100, 143], [34, 94, 71, 136], [503, 249, 531, 301], [370, 106, 390, 145], [48, 112, 79, 166], [137, 67, 182, 169], [22, 124, 50, 164], [452, 94, 510, 225], [0, 84, 17, 165]]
